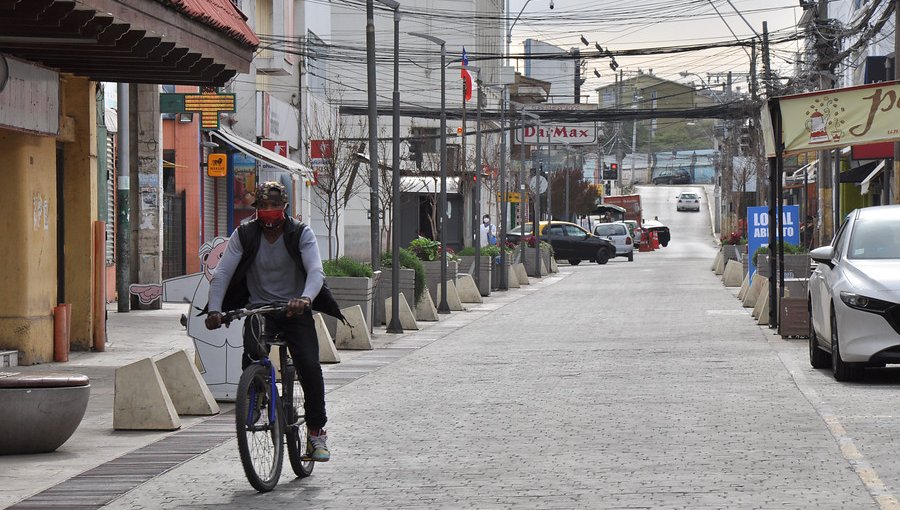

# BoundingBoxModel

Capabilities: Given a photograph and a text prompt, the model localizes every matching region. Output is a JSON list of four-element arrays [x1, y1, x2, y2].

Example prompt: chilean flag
[[461, 47, 473, 102]]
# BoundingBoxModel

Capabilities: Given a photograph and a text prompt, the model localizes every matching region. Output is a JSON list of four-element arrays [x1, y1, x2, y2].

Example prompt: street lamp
[[513, 103, 540, 274], [485, 83, 509, 290], [365, 0, 381, 273], [409, 32, 450, 314], [378, 0, 403, 333], [467, 65, 484, 293]]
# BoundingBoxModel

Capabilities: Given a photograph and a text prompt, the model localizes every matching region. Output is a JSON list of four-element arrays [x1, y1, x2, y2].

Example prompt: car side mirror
[[809, 245, 835, 268]]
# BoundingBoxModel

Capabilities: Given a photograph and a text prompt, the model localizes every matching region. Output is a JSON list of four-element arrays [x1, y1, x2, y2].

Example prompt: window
[[307, 31, 327, 95], [848, 218, 900, 260], [564, 225, 588, 237]]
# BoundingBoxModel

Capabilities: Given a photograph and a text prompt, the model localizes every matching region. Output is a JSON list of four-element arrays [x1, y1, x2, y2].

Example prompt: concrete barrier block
[[155, 350, 219, 416], [438, 281, 466, 311], [314, 313, 340, 363], [743, 274, 763, 308], [550, 257, 559, 273], [714, 254, 726, 275], [723, 260, 743, 287], [712, 252, 723, 271], [757, 291, 771, 326], [737, 272, 750, 300], [114, 358, 181, 430], [752, 280, 770, 319], [386, 292, 419, 330], [507, 265, 520, 288], [456, 274, 483, 303], [514, 263, 530, 285], [415, 288, 440, 321], [334, 305, 372, 350]]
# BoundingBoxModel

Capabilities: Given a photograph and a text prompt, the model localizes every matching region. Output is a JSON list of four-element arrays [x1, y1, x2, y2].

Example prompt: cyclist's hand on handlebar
[[205, 311, 223, 330], [286, 297, 311, 318]]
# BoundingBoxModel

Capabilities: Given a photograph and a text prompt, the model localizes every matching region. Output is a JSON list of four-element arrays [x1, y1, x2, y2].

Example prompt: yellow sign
[[184, 93, 236, 129], [778, 81, 900, 156], [595, 183, 604, 196], [497, 191, 521, 203], [207, 153, 228, 177]]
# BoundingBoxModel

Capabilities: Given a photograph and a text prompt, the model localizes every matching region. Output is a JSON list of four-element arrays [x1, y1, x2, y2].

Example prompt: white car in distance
[[676, 192, 701, 212]]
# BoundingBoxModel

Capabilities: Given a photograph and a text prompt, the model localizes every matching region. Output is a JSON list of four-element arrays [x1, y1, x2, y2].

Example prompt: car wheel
[[809, 307, 830, 369], [661, 241, 669, 247], [627, 252, 633, 262], [595, 248, 610, 265], [831, 310, 863, 381], [568, 259, 581, 266]]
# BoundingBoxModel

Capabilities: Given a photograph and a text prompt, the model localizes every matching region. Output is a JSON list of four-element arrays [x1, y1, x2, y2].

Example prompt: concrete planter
[[324, 274, 378, 337], [522, 247, 550, 277], [756, 254, 811, 279], [491, 256, 512, 289], [722, 244, 740, 261], [374, 268, 415, 325], [458, 256, 493, 297], [0, 380, 90, 454], [421, 260, 458, 303]]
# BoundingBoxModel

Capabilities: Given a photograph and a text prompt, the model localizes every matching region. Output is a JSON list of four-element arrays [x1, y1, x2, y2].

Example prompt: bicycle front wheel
[[235, 363, 284, 492]]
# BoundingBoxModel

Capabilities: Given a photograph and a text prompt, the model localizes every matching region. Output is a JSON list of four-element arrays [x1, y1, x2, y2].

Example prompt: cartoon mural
[[183, 236, 245, 401]]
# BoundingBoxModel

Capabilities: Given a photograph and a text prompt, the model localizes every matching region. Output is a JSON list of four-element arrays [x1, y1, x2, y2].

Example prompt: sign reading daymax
[[515, 124, 597, 145], [779, 80, 900, 155]]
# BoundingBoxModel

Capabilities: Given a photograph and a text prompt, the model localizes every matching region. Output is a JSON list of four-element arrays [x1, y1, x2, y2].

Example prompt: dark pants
[[242, 311, 327, 430]]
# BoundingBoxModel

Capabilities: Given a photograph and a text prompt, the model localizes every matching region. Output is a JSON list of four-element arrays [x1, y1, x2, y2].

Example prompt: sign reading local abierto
[[747, 205, 800, 278], [778, 80, 900, 156], [515, 124, 597, 145]]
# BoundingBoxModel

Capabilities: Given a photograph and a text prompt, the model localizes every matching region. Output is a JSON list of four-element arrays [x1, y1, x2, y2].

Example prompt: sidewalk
[[0, 275, 565, 509]]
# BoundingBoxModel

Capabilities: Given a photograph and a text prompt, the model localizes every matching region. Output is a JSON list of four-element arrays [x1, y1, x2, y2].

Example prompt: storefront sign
[[515, 124, 597, 145], [160, 92, 236, 129], [0, 56, 59, 135], [207, 153, 228, 177], [747, 205, 800, 278], [310, 139, 333, 168], [256, 92, 299, 149], [779, 81, 900, 155]]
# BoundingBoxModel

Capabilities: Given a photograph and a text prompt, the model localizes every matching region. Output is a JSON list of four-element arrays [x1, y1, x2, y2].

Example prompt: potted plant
[[322, 257, 379, 336], [457, 245, 499, 297], [491, 241, 517, 289], [409, 237, 458, 302], [375, 248, 426, 325], [518, 237, 552, 277], [720, 230, 746, 261]]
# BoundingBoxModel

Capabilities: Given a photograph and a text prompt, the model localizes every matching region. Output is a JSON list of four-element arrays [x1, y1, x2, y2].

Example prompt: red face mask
[[257, 208, 285, 229]]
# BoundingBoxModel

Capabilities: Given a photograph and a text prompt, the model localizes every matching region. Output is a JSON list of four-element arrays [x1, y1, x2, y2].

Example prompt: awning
[[839, 160, 879, 183], [0, 0, 257, 86], [860, 161, 886, 195], [593, 203, 626, 214], [212, 127, 313, 178], [400, 176, 461, 194]]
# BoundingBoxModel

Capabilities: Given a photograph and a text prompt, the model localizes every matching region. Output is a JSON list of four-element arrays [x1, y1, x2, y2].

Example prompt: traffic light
[[603, 163, 618, 180]]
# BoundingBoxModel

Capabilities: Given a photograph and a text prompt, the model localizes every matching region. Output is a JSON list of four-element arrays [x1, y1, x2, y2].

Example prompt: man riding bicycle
[[205, 181, 330, 462]]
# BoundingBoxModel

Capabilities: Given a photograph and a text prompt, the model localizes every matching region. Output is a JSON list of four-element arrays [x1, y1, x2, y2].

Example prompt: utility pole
[[499, 86, 509, 290], [573, 48, 582, 103], [892, 0, 900, 204], [116, 83, 130, 313], [365, 0, 381, 270], [762, 21, 779, 328], [723, 71, 733, 233], [616, 69, 624, 192], [816, 0, 833, 243]]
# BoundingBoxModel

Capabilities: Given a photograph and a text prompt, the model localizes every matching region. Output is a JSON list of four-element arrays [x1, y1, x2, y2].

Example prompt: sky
[[506, 0, 805, 99]]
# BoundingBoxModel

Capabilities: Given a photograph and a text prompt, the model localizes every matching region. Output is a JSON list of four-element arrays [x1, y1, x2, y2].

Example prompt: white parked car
[[676, 192, 701, 212], [592, 222, 634, 262], [808, 205, 900, 381]]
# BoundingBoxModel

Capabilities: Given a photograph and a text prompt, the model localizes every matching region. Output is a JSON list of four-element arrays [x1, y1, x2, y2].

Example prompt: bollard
[[53, 304, 71, 362]]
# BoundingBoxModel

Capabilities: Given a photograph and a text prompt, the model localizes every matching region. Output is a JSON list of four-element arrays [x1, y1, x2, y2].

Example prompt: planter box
[[779, 296, 809, 338], [491, 255, 512, 290], [323, 274, 378, 337], [421, 260, 458, 303], [757, 254, 811, 279], [458, 256, 492, 297], [722, 245, 739, 261], [374, 268, 415, 325], [522, 247, 549, 277]]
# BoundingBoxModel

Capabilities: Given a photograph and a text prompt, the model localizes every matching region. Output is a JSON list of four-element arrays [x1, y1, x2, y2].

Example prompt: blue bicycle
[[221, 303, 314, 492]]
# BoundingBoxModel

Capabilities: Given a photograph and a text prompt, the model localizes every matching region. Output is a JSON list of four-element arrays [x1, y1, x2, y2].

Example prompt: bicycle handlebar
[[220, 303, 288, 325]]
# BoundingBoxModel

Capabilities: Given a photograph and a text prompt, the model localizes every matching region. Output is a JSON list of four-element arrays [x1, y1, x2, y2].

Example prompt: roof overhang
[[0, 0, 257, 86], [211, 127, 313, 178]]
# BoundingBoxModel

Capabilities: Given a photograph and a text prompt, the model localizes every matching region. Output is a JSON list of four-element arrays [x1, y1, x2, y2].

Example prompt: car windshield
[[595, 224, 625, 236], [848, 217, 900, 259], [680, 193, 698, 199]]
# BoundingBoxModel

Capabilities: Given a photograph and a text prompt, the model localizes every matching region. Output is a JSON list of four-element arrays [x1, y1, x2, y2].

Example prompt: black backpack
[[219, 217, 347, 323]]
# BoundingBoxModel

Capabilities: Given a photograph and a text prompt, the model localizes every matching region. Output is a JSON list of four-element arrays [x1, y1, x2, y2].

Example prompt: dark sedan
[[507, 221, 616, 265], [652, 168, 692, 185]]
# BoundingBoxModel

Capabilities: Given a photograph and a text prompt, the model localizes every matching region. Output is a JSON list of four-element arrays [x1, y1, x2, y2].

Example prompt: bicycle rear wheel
[[283, 362, 314, 478], [235, 363, 284, 492]]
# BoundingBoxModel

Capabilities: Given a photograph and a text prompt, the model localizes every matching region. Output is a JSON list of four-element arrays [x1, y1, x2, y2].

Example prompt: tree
[[547, 168, 599, 219], [304, 95, 366, 259]]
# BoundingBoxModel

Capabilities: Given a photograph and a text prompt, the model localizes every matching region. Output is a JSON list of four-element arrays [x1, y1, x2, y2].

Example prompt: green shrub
[[457, 245, 501, 257], [322, 257, 374, 278], [381, 248, 426, 303], [408, 236, 440, 261], [752, 242, 807, 261]]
